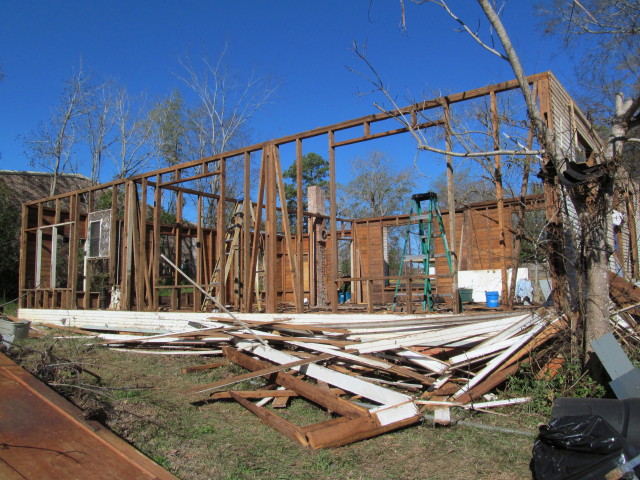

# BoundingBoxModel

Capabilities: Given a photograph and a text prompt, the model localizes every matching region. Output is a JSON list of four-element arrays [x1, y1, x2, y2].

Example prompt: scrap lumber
[[223, 347, 369, 419], [186, 352, 334, 395], [181, 361, 229, 374], [212, 346, 421, 448]]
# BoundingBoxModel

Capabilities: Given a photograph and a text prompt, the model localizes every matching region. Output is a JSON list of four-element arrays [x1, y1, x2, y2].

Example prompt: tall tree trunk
[[477, 0, 613, 361]]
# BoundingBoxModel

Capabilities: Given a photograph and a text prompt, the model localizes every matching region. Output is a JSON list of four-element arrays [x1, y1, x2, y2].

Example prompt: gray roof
[[0, 171, 92, 207]]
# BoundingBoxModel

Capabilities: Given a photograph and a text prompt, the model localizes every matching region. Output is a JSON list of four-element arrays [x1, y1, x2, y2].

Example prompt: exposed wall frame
[[19, 72, 617, 314]]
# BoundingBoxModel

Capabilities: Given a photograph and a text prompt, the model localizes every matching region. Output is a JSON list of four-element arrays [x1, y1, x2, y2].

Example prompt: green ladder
[[392, 192, 454, 311]]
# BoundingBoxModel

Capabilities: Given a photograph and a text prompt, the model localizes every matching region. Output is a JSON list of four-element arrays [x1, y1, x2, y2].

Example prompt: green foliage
[[282, 152, 329, 211], [505, 359, 606, 415], [0, 183, 20, 298]]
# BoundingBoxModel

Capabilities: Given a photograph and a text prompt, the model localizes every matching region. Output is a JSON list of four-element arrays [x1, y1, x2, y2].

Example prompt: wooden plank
[[229, 391, 309, 447], [248, 344, 415, 409], [0, 353, 179, 480], [349, 315, 528, 354], [187, 353, 334, 395], [305, 414, 420, 449], [181, 361, 229, 374], [452, 318, 547, 399], [224, 347, 369, 418]]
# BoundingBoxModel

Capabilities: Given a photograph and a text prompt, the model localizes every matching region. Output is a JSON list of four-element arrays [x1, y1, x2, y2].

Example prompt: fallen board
[[0, 353, 178, 480]]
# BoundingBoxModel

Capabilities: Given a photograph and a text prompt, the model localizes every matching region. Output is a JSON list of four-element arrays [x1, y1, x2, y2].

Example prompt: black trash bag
[[531, 415, 640, 480]]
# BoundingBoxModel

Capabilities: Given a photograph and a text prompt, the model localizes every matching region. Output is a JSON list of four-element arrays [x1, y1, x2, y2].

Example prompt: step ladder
[[392, 192, 454, 311]]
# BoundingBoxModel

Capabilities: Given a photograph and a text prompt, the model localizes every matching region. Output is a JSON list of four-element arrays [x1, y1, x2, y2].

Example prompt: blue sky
[[0, 1, 575, 187]]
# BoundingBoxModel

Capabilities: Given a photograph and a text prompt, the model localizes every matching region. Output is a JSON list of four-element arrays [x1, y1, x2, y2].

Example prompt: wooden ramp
[[0, 353, 178, 480]]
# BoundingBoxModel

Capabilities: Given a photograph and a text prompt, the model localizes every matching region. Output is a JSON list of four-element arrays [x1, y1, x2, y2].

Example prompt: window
[[88, 220, 101, 258]]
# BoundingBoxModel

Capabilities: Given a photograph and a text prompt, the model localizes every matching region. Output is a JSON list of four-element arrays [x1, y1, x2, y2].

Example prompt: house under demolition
[[17, 71, 640, 317]]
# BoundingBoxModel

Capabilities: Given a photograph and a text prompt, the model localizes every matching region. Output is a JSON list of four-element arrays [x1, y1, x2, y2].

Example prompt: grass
[[1, 297, 19, 316], [9, 333, 542, 480]]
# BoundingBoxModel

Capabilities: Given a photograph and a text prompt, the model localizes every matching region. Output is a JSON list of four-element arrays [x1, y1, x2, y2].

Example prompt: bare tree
[[538, 0, 640, 124], [340, 151, 416, 218], [110, 88, 156, 179], [84, 80, 116, 183], [24, 64, 91, 195], [177, 48, 278, 159], [177, 48, 278, 199], [399, 0, 623, 359]]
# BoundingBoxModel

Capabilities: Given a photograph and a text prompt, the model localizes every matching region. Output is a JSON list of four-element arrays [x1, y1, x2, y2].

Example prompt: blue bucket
[[345, 292, 351, 302], [485, 291, 499, 308], [338, 291, 345, 304]]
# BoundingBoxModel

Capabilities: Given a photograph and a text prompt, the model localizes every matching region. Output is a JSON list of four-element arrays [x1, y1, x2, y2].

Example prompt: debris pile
[[97, 309, 564, 447]]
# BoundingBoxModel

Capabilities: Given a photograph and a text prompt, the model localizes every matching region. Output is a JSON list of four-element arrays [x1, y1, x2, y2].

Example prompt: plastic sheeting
[[531, 415, 640, 480]]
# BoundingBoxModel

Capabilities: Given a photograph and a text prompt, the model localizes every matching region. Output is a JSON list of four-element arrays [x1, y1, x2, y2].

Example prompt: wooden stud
[[152, 175, 162, 310], [329, 131, 338, 312], [491, 91, 509, 309], [243, 152, 251, 312], [265, 146, 278, 313], [248, 152, 266, 312], [217, 157, 226, 305], [296, 139, 304, 311]]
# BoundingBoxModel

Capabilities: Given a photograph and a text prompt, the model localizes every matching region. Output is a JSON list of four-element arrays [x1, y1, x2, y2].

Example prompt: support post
[[491, 91, 509, 309], [243, 152, 251, 312], [443, 101, 460, 313], [265, 145, 278, 313], [217, 157, 227, 305], [329, 131, 338, 312]]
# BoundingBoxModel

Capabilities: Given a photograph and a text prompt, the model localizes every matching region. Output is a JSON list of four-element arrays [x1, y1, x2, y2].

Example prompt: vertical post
[[329, 131, 338, 312], [248, 153, 266, 312], [152, 175, 162, 310], [172, 171, 181, 311], [109, 186, 118, 287], [217, 157, 227, 305], [195, 196, 203, 310], [243, 152, 251, 312], [69, 194, 80, 309], [443, 101, 460, 313], [84, 193, 92, 306], [139, 178, 151, 308], [265, 145, 278, 313], [123, 182, 135, 311], [52, 198, 61, 292], [491, 91, 509, 309], [296, 139, 304, 310], [406, 276, 413, 314]]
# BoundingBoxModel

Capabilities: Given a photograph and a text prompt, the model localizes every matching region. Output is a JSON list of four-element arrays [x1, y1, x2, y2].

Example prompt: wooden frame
[[18, 72, 614, 314]]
